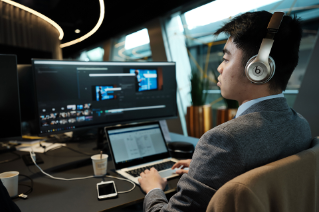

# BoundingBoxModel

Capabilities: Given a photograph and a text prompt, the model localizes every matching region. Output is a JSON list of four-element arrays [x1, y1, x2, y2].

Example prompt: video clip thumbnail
[[41, 121, 49, 127], [68, 118, 76, 123], [67, 105, 76, 110], [50, 120, 59, 125], [59, 119, 68, 125], [40, 115, 51, 120], [76, 116, 85, 122], [85, 116, 93, 121], [84, 103, 91, 109], [50, 113, 58, 119], [70, 111, 77, 116], [130, 69, 158, 92], [94, 86, 117, 101], [59, 112, 70, 118], [82, 110, 92, 116]]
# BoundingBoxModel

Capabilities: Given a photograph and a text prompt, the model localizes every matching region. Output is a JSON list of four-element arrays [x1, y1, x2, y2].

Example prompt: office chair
[[206, 137, 319, 212]]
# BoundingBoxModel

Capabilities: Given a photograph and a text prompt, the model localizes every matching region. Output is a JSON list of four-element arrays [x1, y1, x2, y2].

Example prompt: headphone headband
[[268, 12, 285, 31]]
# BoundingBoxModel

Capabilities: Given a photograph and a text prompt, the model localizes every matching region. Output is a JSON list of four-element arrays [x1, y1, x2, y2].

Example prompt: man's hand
[[172, 159, 192, 175], [138, 167, 167, 194]]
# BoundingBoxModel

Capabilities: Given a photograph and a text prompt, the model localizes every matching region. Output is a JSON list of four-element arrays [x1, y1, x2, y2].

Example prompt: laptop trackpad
[[159, 169, 177, 178]]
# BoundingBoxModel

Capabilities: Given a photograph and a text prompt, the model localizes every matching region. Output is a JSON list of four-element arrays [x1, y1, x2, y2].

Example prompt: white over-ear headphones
[[245, 12, 285, 84]]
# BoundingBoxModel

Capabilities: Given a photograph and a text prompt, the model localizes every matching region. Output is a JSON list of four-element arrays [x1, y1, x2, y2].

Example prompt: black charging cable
[[0, 152, 21, 164], [11, 174, 33, 199]]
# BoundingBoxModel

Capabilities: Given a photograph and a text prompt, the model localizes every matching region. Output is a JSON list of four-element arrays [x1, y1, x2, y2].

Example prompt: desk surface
[[0, 133, 198, 212]]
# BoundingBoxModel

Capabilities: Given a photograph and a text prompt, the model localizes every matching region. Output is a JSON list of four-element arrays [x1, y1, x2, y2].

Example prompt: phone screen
[[98, 183, 116, 195]]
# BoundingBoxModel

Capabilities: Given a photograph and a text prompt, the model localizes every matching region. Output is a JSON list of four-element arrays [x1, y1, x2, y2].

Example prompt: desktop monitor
[[32, 60, 177, 135], [0, 54, 22, 141]]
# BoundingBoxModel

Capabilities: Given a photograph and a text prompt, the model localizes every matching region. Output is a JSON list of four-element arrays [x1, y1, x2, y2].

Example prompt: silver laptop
[[105, 122, 180, 184]]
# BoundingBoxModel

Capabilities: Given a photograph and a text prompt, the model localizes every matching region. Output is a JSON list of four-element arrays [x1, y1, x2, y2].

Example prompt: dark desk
[[0, 133, 198, 212]]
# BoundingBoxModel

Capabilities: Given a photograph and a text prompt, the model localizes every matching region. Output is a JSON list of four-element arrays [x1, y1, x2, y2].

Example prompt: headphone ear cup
[[245, 55, 276, 84]]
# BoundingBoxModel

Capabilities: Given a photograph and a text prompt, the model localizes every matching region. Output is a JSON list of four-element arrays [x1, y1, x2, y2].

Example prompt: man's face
[[217, 37, 250, 102]]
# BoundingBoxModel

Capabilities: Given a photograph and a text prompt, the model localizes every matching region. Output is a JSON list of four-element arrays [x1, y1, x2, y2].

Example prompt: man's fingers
[[172, 160, 190, 169], [144, 169, 150, 174], [175, 169, 189, 175], [150, 167, 157, 172], [140, 172, 145, 177], [138, 177, 141, 183], [172, 162, 182, 169]]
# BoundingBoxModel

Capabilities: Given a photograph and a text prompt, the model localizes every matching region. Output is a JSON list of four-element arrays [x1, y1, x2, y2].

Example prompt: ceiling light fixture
[[75, 29, 81, 33], [60, 0, 105, 48], [1, 0, 64, 40]]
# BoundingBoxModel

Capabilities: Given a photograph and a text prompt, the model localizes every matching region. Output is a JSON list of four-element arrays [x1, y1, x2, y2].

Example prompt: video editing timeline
[[108, 124, 167, 164], [33, 60, 177, 135], [39, 103, 92, 133]]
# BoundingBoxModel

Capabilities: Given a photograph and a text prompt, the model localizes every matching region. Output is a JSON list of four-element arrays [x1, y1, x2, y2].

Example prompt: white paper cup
[[91, 154, 108, 176], [0, 171, 19, 197]]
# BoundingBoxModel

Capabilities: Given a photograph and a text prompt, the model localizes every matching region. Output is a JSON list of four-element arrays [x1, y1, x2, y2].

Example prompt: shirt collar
[[235, 93, 285, 118]]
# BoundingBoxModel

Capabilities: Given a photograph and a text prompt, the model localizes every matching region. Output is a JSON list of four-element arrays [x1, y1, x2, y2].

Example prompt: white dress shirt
[[235, 93, 284, 118]]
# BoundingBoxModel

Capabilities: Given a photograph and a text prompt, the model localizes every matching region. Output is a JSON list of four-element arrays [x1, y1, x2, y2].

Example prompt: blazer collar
[[240, 97, 289, 117]]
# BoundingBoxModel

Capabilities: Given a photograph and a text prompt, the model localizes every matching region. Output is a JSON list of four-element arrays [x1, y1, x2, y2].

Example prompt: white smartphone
[[97, 181, 117, 199]]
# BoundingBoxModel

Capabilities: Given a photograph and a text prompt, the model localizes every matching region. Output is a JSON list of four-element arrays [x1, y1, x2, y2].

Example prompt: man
[[0, 180, 21, 212], [135, 70, 142, 91], [98, 86, 103, 101], [138, 11, 312, 212]]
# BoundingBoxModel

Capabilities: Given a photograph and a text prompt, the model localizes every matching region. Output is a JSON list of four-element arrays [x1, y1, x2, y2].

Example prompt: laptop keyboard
[[126, 161, 176, 177]]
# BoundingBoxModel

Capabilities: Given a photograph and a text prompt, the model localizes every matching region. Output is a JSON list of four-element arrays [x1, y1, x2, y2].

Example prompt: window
[[76, 46, 104, 61], [111, 28, 152, 61], [180, 0, 319, 108], [162, 0, 319, 130]]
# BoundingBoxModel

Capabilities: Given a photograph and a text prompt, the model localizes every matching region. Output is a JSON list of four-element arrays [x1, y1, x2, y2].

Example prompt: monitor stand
[[71, 128, 107, 151], [95, 127, 106, 150]]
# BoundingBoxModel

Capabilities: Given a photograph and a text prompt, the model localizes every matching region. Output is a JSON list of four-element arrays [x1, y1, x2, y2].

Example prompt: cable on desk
[[0, 152, 21, 164], [42, 143, 94, 156], [104, 175, 136, 194], [29, 150, 136, 194], [60, 146, 93, 156], [18, 174, 33, 195], [10, 174, 34, 199], [29, 150, 94, 181]]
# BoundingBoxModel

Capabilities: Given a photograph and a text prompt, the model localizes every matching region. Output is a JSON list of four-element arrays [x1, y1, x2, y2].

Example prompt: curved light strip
[[1, 0, 64, 40], [60, 0, 105, 48], [114, 40, 125, 48]]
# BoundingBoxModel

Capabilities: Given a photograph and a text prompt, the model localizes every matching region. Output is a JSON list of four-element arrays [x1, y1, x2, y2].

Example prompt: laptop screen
[[106, 122, 171, 169]]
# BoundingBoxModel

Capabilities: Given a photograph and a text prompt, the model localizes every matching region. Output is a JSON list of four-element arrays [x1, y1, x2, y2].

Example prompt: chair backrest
[[206, 137, 319, 212]]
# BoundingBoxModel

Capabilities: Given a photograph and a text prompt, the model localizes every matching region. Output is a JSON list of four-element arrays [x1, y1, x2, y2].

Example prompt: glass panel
[[86, 47, 104, 61], [75, 46, 104, 62]]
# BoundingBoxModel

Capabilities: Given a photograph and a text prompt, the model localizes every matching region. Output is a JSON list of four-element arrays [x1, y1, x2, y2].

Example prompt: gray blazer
[[144, 97, 312, 212]]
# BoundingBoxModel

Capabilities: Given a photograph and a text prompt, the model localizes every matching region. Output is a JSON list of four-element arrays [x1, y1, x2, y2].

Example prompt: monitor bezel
[[31, 59, 178, 136]]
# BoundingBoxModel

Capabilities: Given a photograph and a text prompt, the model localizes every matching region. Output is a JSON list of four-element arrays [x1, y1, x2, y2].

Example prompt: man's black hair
[[214, 11, 302, 92]]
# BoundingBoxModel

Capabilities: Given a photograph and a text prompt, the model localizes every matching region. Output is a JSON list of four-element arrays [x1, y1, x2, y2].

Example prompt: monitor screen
[[32, 60, 177, 135], [108, 124, 168, 164]]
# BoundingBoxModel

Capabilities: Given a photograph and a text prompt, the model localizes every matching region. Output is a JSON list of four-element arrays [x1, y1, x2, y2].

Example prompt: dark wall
[[0, 44, 52, 64], [0, 54, 22, 140]]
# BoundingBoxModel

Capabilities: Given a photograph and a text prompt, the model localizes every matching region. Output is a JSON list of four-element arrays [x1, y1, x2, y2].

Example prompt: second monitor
[[32, 60, 177, 135]]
